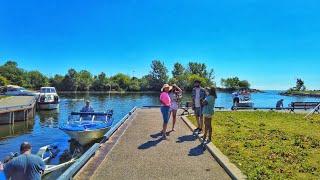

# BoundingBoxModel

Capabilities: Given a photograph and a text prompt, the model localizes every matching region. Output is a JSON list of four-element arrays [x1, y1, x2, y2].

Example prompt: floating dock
[[0, 96, 37, 124], [60, 108, 230, 180]]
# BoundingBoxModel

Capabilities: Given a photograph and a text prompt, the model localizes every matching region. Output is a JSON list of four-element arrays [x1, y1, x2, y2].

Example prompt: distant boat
[[232, 90, 254, 109], [59, 110, 113, 145], [37, 87, 60, 110]]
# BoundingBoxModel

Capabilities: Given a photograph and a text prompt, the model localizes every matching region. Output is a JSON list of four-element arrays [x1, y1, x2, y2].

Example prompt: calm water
[[1, 91, 320, 160]]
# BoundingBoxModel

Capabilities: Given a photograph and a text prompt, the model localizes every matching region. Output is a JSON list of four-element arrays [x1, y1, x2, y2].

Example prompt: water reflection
[[0, 121, 34, 140]]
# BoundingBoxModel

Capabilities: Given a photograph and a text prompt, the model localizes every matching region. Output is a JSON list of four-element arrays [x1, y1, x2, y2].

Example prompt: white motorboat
[[232, 91, 254, 109], [37, 87, 60, 110], [59, 110, 113, 145]]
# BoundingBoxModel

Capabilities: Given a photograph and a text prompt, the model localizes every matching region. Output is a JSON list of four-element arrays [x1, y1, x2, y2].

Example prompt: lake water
[[1, 91, 320, 163]]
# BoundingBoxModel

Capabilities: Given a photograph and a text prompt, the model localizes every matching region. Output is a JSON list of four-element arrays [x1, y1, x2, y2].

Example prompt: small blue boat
[[59, 110, 113, 145]]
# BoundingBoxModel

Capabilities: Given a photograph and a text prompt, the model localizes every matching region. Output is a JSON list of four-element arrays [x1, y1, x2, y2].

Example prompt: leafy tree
[[49, 74, 64, 91], [61, 69, 78, 91], [110, 73, 131, 90], [295, 78, 306, 91], [172, 62, 185, 78], [0, 61, 26, 86], [238, 80, 251, 89], [140, 75, 152, 91], [0, 75, 9, 86], [148, 60, 168, 90], [221, 77, 251, 89], [128, 77, 141, 91], [91, 72, 109, 91], [186, 74, 209, 91], [26, 71, 49, 89], [77, 70, 93, 91]]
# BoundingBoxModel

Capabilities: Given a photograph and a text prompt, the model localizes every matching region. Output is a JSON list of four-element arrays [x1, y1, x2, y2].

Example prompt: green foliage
[[90, 72, 109, 91], [0, 60, 216, 92], [0, 75, 9, 86], [172, 62, 185, 78], [77, 70, 93, 91], [25, 71, 49, 89], [221, 77, 250, 89], [61, 69, 78, 91], [295, 78, 306, 91], [0, 60, 26, 86], [110, 73, 131, 90], [148, 60, 168, 90], [49, 74, 64, 91], [188, 112, 320, 179]]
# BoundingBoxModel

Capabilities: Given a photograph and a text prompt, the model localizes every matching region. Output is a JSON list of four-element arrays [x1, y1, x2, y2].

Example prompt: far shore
[[280, 90, 320, 98]]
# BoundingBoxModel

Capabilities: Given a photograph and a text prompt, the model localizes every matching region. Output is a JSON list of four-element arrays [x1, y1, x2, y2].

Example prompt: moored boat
[[37, 87, 60, 110], [59, 111, 113, 145]]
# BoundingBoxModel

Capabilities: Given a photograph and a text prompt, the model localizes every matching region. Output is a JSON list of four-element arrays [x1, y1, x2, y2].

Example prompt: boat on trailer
[[59, 110, 113, 145]]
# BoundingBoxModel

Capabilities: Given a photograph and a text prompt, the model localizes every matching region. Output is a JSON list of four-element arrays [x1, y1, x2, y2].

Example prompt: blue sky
[[0, 0, 319, 90]]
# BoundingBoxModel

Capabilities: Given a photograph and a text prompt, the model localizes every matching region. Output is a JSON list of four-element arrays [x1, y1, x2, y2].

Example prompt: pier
[[61, 108, 230, 180], [0, 96, 37, 125]]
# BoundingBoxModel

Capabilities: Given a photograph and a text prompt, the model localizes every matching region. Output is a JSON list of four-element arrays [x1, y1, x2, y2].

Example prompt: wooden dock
[[0, 96, 37, 124], [64, 108, 230, 180]]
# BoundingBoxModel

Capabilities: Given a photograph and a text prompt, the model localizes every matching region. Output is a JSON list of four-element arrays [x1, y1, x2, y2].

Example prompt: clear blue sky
[[0, 0, 319, 90]]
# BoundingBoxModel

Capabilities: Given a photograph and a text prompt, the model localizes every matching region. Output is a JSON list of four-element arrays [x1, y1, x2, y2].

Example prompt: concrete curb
[[181, 116, 247, 180]]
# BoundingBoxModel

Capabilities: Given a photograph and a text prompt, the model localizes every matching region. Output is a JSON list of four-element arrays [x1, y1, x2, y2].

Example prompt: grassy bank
[[188, 111, 320, 179]]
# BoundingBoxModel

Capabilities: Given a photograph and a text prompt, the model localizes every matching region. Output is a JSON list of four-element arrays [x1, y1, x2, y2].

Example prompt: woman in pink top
[[160, 84, 172, 139]]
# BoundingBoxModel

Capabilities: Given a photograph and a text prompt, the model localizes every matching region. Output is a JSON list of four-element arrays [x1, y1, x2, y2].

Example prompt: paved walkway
[[0, 96, 35, 109], [78, 108, 230, 180]]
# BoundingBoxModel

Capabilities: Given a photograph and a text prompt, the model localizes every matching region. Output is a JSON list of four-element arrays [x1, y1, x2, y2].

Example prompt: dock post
[[12, 112, 15, 125]]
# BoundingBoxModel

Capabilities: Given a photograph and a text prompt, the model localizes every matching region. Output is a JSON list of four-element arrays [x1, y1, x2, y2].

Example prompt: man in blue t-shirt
[[3, 142, 45, 180]]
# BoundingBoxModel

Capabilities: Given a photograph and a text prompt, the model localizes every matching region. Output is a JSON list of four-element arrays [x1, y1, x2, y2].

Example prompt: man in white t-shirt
[[191, 80, 206, 133]]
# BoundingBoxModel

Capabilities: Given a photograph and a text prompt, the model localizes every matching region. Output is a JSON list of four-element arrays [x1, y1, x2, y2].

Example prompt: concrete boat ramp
[[71, 108, 230, 180]]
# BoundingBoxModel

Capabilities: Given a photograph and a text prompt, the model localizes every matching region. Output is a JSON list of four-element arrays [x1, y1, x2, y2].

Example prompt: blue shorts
[[194, 107, 203, 117], [161, 106, 170, 124]]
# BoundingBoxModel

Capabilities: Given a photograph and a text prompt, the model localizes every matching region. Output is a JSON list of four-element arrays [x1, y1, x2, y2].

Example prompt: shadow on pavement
[[188, 144, 206, 156], [150, 132, 162, 138], [176, 134, 197, 143], [138, 138, 163, 150]]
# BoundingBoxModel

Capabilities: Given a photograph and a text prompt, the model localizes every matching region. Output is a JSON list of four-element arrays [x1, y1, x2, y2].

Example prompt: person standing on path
[[192, 80, 207, 134], [160, 84, 172, 139], [169, 84, 183, 131], [202, 87, 217, 143]]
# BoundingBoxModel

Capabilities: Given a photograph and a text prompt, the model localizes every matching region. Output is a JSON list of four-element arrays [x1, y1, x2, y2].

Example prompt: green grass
[[0, 96, 8, 100], [188, 111, 320, 179]]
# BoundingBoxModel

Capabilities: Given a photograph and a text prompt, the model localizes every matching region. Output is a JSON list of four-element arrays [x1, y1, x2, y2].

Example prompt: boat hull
[[38, 103, 59, 110], [237, 101, 254, 108], [62, 127, 111, 145]]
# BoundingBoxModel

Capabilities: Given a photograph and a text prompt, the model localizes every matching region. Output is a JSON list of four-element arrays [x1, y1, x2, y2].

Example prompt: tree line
[[0, 60, 216, 92]]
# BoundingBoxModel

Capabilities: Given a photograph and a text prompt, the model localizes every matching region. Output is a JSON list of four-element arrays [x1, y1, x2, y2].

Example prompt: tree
[[172, 63, 185, 78], [295, 78, 306, 91], [187, 62, 214, 84], [49, 74, 64, 91], [238, 80, 250, 89], [61, 69, 78, 91], [148, 60, 168, 90], [26, 71, 48, 89], [221, 77, 240, 89], [128, 77, 141, 91], [77, 70, 93, 91], [110, 73, 131, 90], [0, 61, 26, 86], [0, 75, 9, 86], [91, 72, 109, 91]]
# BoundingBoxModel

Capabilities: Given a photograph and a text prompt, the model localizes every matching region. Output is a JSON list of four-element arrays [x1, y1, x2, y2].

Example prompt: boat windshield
[[41, 88, 56, 93], [69, 114, 108, 122]]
